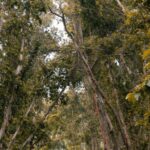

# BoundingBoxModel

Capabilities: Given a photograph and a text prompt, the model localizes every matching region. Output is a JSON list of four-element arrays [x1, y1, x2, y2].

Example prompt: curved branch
[[48, 6, 74, 41]]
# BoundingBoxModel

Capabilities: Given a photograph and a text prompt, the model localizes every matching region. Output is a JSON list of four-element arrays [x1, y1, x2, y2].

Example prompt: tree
[[0, 0, 150, 149]]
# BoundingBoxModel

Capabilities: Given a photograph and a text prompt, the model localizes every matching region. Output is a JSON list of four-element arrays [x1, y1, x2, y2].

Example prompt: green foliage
[[79, 0, 123, 37], [0, 0, 150, 149]]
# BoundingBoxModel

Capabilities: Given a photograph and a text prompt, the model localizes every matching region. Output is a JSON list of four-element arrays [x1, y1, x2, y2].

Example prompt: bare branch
[[115, 0, 126, 13], [48, 6, 74, 41], [59, 6, 74, 41], [48, 7, 62, 18]]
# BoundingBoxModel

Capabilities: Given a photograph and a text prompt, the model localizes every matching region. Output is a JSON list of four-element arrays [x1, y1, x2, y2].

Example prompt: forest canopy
[[0, 0, 150, 149]]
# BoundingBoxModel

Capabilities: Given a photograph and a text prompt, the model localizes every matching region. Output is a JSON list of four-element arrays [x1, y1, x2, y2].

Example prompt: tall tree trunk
[[0, 39, 25, 142], [49, 8, 130, 150], [107, 61, 132, 149], [72, 15, 119, 150], [84, 78, 109, 149]]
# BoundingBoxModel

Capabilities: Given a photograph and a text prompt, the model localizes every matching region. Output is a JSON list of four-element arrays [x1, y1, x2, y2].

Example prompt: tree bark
[[72, 15, 119, 150], [107, 61, 132, 149], [49, 7, 131, 150], [0, 39, 25, 142], [0, 96, 13, 140]]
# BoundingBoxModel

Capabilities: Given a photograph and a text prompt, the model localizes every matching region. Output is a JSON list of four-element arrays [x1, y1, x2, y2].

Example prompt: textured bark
[[84, 79, 108, 149], [95, 101, 111, 149]]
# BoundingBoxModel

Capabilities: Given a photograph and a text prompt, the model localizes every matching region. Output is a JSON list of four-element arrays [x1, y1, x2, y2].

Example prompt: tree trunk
[[0, 100, 12, 140], [107, 61, 132, 149], [72, 15, 119, 150], [0, 39, 25, 142]]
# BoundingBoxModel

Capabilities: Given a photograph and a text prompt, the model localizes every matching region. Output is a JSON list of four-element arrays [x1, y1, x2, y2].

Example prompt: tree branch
[[115, 0, 126, 13], [19, 87, 66, 149], [48, 6, 74, 41], [48, 7, 62, 18], [15, 39, 25, 75], [7, 100, 35, 149]]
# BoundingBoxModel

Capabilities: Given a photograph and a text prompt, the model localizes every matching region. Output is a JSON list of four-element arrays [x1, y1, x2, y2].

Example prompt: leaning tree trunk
[[49, 6, 132, 149], [71, 15, 120, 150]]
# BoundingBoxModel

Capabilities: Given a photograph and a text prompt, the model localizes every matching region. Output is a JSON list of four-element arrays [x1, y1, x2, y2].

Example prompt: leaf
[[126, 92, 141, 102], [142, 49, 150, 59], [126, 93, 136, 102]]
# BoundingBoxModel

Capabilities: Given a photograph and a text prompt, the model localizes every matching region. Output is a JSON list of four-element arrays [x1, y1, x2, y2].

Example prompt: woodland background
[[0, 0, 150, 149]]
